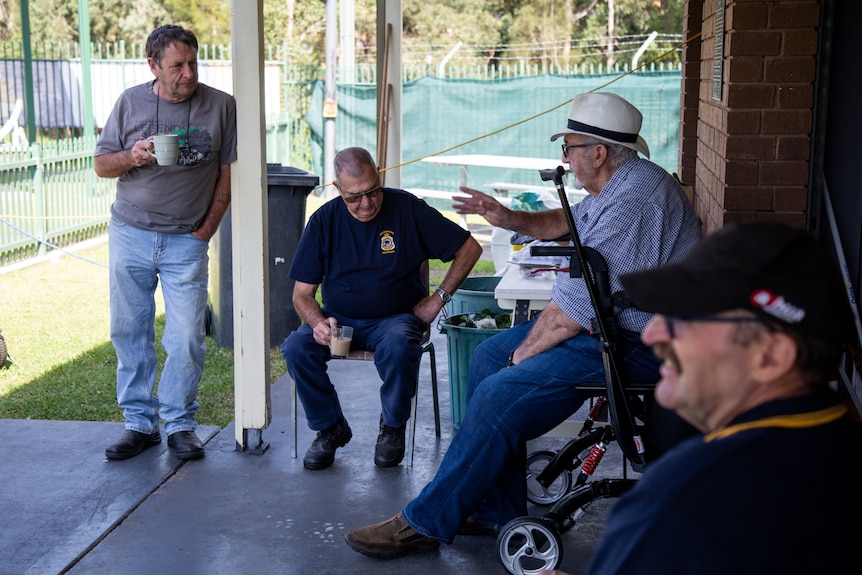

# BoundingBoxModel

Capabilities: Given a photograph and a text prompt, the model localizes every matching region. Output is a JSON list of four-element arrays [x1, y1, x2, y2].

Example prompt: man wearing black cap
[[577, 221, 861, 574], [345, 92, 702, 559]]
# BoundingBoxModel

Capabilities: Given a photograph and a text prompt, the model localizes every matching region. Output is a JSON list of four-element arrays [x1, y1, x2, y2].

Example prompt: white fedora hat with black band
[[550, 92, 651, 158]]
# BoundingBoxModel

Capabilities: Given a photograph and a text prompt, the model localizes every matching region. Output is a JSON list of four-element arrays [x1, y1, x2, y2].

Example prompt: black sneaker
[[374, 418, 406, 468], [303, 417, 352, 470]]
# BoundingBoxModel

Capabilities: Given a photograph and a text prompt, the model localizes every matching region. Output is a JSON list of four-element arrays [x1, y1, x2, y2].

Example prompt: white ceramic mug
[[151, 134, 179, 166]]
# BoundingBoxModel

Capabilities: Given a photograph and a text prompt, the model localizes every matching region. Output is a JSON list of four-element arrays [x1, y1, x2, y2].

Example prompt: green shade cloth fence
[[1, 70, 681, 266], [306, 71, 681, 192]]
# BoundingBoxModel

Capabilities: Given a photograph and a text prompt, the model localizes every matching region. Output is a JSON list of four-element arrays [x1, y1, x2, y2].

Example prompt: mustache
[[652, 342, 681, 373]]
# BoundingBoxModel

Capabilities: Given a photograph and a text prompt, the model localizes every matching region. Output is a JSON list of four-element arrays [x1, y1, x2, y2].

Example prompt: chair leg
[[291, 377, 298, 459], [290, 341, 438, 467], [427, 343, 441, 438], [407, 383, 418, 469], [406, 342, 441, 469]]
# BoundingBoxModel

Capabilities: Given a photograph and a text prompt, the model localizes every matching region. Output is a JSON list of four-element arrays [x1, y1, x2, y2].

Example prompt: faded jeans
[[109, 217, 209, 435], [402, 318, 661, 543]]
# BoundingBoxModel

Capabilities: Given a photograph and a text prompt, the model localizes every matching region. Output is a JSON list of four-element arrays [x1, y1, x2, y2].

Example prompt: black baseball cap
[[620, 222, 856, 347]]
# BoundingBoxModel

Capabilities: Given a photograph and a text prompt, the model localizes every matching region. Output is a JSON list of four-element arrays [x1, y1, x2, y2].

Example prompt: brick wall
[[678, 0, 702, 188], [681, 0, 821, 234]]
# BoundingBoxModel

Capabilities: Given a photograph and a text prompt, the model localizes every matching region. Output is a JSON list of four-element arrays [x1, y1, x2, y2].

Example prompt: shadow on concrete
[[0, 320, 617, 575]]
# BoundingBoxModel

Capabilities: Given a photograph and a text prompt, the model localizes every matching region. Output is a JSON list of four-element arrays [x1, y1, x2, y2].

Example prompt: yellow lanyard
[[704, 404, 848, 442]]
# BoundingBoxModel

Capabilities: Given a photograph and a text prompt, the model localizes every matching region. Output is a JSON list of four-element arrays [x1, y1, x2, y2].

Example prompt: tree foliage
[[0, 0, 683, 68]]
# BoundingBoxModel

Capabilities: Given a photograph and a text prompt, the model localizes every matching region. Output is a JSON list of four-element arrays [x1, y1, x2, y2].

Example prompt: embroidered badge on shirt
[[380, 230, 396, 254]]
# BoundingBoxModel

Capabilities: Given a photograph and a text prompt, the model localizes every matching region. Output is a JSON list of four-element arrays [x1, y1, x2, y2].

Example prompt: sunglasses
[[341, 185, 382, 204], [662, 315, 766, 339]]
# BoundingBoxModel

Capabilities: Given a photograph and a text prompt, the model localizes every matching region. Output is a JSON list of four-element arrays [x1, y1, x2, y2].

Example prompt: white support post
[[230, 0, 271, 452], [377, 0, 403, 188]]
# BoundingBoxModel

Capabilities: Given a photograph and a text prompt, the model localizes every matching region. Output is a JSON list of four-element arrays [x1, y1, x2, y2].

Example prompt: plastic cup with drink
[[330, 325, 353, 358]]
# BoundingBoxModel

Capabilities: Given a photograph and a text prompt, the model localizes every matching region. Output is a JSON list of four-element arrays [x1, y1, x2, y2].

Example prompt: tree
[[1, 0, 683, 69], [572, 0, 683, 68], [401, 0, 503, 67], [1, 0, 16, 41], [162, 0, 230, 47], [264, 0, 326, 65]]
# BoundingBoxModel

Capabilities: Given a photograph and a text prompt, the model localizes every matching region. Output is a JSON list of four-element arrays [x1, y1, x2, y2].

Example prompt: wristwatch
[[506, 350, 517, 367], [435, 287, 452, 303]]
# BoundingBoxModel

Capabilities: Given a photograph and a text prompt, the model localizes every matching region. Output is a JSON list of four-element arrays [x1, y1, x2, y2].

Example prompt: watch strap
[[435, 287, 452, 303]]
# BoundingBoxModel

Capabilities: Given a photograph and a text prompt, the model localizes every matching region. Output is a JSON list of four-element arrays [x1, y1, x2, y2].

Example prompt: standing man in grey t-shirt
[[94, 24, 237, 461]]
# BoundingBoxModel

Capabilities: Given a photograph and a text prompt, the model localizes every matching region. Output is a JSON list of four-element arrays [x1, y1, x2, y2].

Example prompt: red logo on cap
[[750, 289, 805, 323]]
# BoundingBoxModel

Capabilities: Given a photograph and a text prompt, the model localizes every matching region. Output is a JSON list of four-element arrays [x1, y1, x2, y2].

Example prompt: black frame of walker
[[533, 166, 647, 470], [494, 169, 682, 575]]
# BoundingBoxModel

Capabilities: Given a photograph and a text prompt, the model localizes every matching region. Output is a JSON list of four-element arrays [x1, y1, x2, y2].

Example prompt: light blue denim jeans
[[402, 318, 661, 543], [109, 217, 209, 435]]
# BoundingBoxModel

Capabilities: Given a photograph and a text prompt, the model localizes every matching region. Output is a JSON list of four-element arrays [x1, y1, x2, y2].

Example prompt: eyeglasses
[[341, 185, 382, 204], [561, 143, 599, 157], [662, 315, 766, 339]]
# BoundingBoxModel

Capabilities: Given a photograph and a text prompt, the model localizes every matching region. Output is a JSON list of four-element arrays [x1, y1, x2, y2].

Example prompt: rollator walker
[[496, 167, 695, 575]]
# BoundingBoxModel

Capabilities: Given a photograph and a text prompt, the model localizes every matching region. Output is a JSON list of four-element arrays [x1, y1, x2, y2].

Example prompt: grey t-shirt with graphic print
[[95, 81, 238, 234]]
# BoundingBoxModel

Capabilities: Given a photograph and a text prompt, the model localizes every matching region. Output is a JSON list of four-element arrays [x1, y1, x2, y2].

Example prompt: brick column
[[688, 0, 821, 234], [679, 0, 703, 189]]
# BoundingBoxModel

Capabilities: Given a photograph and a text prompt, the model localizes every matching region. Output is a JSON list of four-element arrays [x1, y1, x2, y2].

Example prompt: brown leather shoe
[[345, 513, 440, 559], [457, 516, 498, 536]]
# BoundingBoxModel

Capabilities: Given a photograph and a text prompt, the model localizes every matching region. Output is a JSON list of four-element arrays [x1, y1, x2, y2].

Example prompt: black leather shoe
[[303, 417, 352, 470], [167, 431, 205, 460], [374, 418, 406, 468], [105, 429, 161, 460]]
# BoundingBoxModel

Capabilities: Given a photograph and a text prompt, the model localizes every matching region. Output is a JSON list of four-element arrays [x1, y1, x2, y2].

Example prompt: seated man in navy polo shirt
[[281, 146, 482, 470]]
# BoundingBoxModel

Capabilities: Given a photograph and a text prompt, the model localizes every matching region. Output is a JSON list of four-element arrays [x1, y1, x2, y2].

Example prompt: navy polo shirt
[[289, 189, 470, 319]]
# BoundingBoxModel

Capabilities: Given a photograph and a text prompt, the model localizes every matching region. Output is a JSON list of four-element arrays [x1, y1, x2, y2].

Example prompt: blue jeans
[[109, 218, 209, 435], [280, 310, 428, 430], [402, 318, 661, 543]]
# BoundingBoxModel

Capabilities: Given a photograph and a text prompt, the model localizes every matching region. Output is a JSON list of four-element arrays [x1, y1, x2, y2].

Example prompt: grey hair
[[579, 135, 639, 169], [333, 147, 377, 184]]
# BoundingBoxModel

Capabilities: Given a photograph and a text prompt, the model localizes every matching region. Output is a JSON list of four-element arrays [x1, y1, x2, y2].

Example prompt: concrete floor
[[0, 315, 625, 575]]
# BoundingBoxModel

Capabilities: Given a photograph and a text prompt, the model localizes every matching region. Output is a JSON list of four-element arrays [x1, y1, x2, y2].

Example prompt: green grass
[[0, 241, 251, 427], [0, 213, 494, 428]]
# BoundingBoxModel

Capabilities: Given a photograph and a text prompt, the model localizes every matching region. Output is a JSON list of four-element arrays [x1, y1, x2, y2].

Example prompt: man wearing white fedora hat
[[345, 92, 702, 559]]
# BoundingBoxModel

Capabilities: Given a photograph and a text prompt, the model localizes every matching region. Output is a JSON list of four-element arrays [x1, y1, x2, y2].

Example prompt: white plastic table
[[494, 263, 556, 325]]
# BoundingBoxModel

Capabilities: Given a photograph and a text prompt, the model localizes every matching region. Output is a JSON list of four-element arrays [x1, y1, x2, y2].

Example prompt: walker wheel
[[497, 516, 563, 575], [526, 450, 572, 505]]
